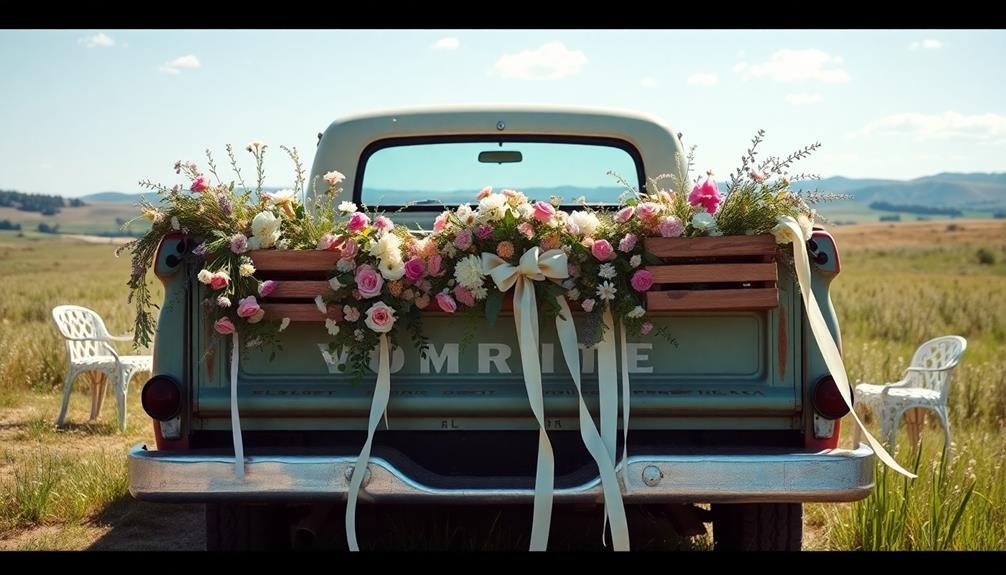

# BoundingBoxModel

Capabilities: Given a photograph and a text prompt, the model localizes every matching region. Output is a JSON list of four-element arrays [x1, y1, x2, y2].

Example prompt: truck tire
[[205, 503, 290, 551], [711, 503, 802, 551]]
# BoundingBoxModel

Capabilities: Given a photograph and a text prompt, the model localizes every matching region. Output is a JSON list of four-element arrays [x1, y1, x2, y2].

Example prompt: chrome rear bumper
[[128, 443, 874, 504]]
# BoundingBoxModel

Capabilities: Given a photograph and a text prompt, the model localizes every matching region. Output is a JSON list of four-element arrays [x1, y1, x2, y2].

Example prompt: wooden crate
[[643, 234, 779, 312], [248, 250, 343, 322]]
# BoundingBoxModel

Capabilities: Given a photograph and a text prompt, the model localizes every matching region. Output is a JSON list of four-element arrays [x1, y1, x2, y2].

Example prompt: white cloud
[[741, 49, 849, 83], [159, 54, 201, 75], [858, 111, 1006, 143], [431, 37, 460, 51], [79, 32, 115, 48], [640, 77, 658, 88], [785, 93, 823, 106], [687, 73, 718, 87], [491, 42, 587, 80], [910, 39, 943, 50]]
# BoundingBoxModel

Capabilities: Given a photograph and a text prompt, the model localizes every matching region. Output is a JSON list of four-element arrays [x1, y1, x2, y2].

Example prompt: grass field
[[0, 221, 1004, 550]]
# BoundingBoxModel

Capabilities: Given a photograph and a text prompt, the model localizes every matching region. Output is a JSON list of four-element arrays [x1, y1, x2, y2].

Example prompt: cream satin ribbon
[[554, 298, 630, 551], [230, 332, 245, 480], [482, 247, 565, 551], [777, 216, 916, 478], [346, 333, 392, 551]]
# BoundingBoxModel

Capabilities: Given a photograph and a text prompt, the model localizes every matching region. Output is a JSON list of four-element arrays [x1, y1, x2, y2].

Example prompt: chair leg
[[55, 367, 78, 427], [115, 369, 127, 432], [87, 371, 107, 421]]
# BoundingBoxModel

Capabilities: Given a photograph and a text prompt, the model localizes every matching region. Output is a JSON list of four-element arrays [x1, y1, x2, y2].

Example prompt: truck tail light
[[811, 375, 851, 420], [141, 375, 182, 421]]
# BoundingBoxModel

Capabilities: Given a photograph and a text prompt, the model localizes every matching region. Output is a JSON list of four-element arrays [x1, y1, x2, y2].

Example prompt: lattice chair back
[[51, 305, 111, 362], [908, 335, 967, 401]]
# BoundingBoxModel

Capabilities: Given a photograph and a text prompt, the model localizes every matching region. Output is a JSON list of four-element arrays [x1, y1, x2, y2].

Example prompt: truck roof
[[309, 105, 688, 197]]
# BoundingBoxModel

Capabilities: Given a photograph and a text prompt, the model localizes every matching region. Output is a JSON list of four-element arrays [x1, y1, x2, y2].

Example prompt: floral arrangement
[[123, 133, 835, 368]]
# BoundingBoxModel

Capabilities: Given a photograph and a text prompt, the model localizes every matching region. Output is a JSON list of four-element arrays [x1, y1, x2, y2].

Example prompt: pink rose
[[591, 239, 615, 261], [213, 317, 236, 334], [640, 322, 654, 336], [404, 257, 426, 282], [475, 224, 493, 239], [502, 188, 520, 199], [517, 222, 535, 239], [453, 285, 475, 307], [236, 295, 262, 319], [658, 216, 684, 238], [427, 253, 444, 277], [347, 212, 370, 233], [354, 264, 384, 299], [476, 186, 492, 200], [340, 238, 359, 259], [688, 176, 723, 214], [433, 210, 451, 233], [210, 272, 230, 291], [190, 175, 209, 193], [581, 298, 596, 312], [364, 301, 396, 333], [454, 229, 473, 250], [636, 202, 662, 222], [374, 215, 394, 232], [258, 280, 277, 297], [436, 292, 457, 313], [631, 269, 654, 292], [614, 206, 635, 224], [532, 201, 555, 223], [618, 233, 637, 253], [565, 221, 580, 236]]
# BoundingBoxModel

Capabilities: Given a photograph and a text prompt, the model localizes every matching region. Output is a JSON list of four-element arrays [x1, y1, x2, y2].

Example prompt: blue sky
[[1, 29, 1004, 197]]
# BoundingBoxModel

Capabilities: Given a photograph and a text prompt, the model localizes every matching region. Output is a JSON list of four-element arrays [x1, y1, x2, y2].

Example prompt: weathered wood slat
[[646, 263, 777, 284], [646, 288, 778, 311], [265, 281, 332, 300], [261, 303, 343, 322], [644, 234, 777, 259], [248, 250, 342, 273]]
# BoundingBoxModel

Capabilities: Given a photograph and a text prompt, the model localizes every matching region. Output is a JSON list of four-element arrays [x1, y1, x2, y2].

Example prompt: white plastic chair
[[51, 305, 152, 431], [853, 335, 967, 451]]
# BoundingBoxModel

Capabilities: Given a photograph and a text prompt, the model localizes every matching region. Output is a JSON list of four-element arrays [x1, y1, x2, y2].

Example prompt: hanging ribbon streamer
[[482, 247, 568, 551], [777, 216, 916, 478], [595, 307, 619, 544], [345, 334, 392, 551], [230, 331, 245, 480], [618, 319, 631, 487], [554, 298, 630, 551]]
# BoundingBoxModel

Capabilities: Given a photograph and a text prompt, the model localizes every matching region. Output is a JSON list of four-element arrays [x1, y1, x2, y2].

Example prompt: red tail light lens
[[141, 375, 182, 421], [812, 375, 851, 420]]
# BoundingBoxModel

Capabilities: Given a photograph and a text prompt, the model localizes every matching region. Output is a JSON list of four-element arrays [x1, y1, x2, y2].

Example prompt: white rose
[[378, 257, 405, 281], [477, 193, 507, 221], [197, 269, 214, 284], [570, 210, 600, 237], [368, 232, 402, 261], [268, 189, 297, 207], [251, 211, 281, 249]]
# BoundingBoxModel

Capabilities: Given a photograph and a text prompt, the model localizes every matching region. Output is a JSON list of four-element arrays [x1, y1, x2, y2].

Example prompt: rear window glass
[[358, 139, 642, 208]]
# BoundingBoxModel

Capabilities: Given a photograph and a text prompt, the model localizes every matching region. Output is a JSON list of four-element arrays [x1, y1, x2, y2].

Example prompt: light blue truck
[[128, 106, 872, 550]]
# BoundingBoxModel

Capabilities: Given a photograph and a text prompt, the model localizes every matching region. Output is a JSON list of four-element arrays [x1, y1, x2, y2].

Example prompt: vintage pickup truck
[[128, 106, 873, 550]]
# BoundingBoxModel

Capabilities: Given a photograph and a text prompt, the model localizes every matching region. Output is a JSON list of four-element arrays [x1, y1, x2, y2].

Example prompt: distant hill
[[791, 173, 1006, 210]]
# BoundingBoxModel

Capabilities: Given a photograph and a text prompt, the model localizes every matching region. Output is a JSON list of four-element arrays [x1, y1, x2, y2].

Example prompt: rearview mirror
[[478, 150, 523, 164]]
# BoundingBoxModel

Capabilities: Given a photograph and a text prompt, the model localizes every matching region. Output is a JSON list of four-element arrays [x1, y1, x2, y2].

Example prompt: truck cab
[[128, 106, 873, 550]]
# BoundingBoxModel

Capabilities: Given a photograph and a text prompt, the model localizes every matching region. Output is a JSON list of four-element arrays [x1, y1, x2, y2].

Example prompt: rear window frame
[[352, 134, 647, 211]]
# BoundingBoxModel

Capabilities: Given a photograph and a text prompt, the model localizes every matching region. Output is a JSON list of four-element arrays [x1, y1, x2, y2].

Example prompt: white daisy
[[598, 263, 617, 279], [596, 281, 617, 301]]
